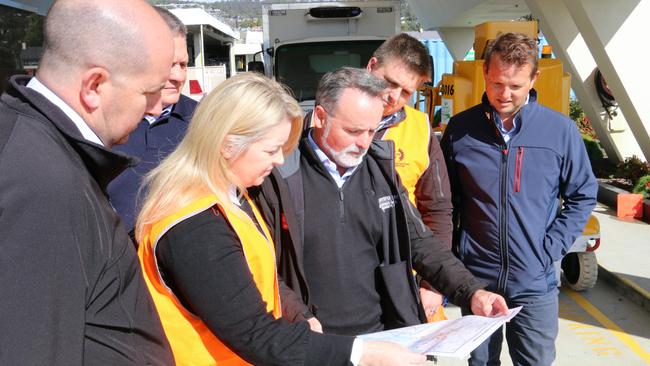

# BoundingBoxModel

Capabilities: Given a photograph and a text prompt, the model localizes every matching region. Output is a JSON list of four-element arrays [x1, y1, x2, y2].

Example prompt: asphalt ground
[[429, 280, 650, 365], [425, 202, 650, 365]]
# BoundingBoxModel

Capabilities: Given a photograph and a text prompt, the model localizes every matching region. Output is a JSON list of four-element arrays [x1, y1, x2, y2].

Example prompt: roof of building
[[233, 43, 262, 56], [405, 31, 443, 40], [170, 8, 238, 40]]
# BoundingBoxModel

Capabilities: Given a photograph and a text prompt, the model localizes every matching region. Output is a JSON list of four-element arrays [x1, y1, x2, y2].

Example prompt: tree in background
[[0, 6, 43, 92]]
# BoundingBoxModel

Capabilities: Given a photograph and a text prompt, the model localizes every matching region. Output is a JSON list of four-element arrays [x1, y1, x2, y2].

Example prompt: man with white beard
[[253, 67, 507, 338]]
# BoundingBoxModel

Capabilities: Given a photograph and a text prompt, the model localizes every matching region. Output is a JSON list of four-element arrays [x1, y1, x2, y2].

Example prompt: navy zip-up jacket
[[440, 90, 597, 299], [108, 94, 197, 233]]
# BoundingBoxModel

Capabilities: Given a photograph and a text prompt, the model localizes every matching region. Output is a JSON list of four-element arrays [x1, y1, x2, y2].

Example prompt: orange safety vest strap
[[138, 194, 281, 365]]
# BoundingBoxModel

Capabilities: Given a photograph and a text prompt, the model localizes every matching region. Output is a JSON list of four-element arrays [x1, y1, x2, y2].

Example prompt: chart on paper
[[360, 307, 522, 358]]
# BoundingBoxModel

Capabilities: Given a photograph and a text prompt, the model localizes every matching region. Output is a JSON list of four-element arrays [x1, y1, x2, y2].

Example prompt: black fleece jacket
[[252, 132, 485, 330], [0, 76, 173, 365]]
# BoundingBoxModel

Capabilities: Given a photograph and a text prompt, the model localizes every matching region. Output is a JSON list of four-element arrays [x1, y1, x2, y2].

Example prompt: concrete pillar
[[192, 31, 203, 68], [437, 27, 475, 60], [526, 0, 643, 163], [228, 42, 236, 77], [563, 0, 650, 162]]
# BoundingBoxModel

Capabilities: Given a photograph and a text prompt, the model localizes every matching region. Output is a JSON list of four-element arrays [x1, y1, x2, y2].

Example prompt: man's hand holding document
[[360, 307, 522, 359]]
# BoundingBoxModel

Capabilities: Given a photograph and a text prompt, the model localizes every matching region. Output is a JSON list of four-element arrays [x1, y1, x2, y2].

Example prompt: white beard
[[321, 121, 367, 168]]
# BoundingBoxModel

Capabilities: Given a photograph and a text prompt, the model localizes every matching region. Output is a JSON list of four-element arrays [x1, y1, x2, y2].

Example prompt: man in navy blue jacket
[[108, 7, 198, 235], [441, 33, 597, 366]]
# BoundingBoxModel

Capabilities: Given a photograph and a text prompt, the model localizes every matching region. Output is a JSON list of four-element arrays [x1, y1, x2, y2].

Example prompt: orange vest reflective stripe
[[382, 106, 447, 322], [382, 106, 431, 206], [138, 194, 282, 365]]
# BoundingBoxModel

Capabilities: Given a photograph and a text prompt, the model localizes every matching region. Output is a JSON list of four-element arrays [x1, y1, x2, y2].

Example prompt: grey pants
[[463, 289, 559, 366]]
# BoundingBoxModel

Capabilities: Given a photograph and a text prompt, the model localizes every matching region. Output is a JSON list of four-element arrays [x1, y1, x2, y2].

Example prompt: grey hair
[[315, 67, 387, 113], [41, 1, 147, 78], [155, 7, 187, 37]]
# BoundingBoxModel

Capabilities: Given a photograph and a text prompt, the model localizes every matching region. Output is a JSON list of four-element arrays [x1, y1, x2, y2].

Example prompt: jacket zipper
[[514, 147, 524, 193], [498, 145, 510, 293], [338, 189, 345, 222], [434, 160, 444, 198]]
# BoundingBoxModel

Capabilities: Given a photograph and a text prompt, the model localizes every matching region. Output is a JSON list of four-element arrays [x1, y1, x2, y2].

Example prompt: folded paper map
[[360, 306, 522, 358]]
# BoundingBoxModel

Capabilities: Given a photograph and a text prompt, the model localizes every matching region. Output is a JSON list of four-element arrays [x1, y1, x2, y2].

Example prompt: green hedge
[[633, 175, 650, 200]]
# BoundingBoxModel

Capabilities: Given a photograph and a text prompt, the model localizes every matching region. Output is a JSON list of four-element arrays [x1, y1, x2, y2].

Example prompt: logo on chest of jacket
[[378, 195, 396, 212], [395, 148, 409, 168]]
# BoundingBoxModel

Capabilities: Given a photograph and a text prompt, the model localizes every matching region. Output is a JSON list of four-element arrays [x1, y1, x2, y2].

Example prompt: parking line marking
[[565, 289, 650, 365]]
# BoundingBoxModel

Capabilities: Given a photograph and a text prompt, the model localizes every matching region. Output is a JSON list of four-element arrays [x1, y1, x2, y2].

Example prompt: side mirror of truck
[[247, 61, 265, 73]]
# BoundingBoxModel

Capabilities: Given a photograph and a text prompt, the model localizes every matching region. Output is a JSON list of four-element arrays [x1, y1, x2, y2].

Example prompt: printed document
[[360, 306, 522, 358]]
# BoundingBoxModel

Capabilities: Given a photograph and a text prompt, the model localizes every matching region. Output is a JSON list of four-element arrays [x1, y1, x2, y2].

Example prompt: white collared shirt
[[27, 77, 104, 146], [144, 105, 173, 125], [307, 131, 359, 188], [493, 94, 530, 144]]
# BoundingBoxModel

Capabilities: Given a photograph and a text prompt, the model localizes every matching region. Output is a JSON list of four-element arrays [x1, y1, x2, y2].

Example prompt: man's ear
[[79, 67, 109, 112], [530, 69, 540, 88], [312, 105, 327, 129], [366, 57, 378, 72]]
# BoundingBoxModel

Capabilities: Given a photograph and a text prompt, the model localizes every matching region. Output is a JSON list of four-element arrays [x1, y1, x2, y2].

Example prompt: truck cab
[[263, 1, 400, 109]]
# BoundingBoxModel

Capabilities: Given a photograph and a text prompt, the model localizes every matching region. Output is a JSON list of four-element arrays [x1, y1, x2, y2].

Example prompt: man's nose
[[387, 88, 401, 105], [356, 133, 373, 150], [169, 65, 181, 82]]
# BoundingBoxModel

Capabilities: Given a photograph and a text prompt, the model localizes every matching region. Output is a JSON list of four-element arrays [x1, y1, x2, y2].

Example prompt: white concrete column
[[526, 0, 643, 163], [563, 0, 650, 162], [228, 42, 236, 77], [199, 25, 206, 92], [437, 27, 475, 60]]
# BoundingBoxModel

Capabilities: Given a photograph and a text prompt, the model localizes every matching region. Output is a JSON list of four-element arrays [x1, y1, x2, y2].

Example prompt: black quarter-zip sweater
[[301, 144, 385, 335]]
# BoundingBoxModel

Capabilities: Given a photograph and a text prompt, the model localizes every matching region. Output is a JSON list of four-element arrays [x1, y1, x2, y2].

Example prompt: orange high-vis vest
[[138, 194, 282, 366], [382, 106, 447, 322]]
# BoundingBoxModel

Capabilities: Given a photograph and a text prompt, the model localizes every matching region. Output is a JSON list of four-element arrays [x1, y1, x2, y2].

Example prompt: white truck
[[262, 1, 401, 109]]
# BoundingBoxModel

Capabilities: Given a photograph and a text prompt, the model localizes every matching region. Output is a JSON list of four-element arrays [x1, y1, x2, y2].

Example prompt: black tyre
[[561, 252, 598, 291]]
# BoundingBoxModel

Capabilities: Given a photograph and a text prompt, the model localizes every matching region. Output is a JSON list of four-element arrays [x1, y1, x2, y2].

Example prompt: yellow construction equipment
[[416, 20, 571, 133]]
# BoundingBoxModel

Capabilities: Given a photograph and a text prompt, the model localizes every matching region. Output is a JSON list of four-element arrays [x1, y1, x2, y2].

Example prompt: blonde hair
[[135, 72, 303, 243]]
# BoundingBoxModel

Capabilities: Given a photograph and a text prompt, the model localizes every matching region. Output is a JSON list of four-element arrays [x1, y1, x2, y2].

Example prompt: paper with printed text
[[360, 306, 522, 358]]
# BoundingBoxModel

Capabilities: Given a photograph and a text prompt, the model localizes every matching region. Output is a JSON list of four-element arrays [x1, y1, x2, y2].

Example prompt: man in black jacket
[[0, 0, 174, 364], [254, 67, 508, 336]]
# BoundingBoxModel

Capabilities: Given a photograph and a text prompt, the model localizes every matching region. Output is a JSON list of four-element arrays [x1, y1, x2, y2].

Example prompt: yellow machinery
[[416, 21, 571, 133], [416, 20, 600, 291]]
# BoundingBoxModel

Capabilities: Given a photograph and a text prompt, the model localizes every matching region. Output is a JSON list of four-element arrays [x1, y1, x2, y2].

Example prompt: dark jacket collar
[[170, 94, 198, 122], [6, 75, 136, 190]]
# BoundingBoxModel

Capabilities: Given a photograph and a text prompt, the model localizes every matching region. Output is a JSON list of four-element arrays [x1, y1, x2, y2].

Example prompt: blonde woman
[[135, 73, 425, 366]]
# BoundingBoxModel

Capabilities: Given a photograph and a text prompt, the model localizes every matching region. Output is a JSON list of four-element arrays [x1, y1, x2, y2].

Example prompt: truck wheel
[[562, 252, 598, 291]]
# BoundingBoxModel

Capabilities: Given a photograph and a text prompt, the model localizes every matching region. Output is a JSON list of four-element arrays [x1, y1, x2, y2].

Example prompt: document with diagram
[[360, 306, 522, 358]]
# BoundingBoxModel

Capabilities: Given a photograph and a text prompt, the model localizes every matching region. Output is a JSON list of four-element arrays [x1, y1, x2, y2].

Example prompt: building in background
[[169, 7, 238, 100], [233, 30, 262, 72]]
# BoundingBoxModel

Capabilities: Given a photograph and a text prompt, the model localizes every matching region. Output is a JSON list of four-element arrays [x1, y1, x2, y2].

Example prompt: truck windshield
[[274, 40, 384, 102]]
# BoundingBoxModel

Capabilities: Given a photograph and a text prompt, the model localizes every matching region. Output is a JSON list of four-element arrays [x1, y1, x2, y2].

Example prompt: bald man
[[0, 0, 174, 364]]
